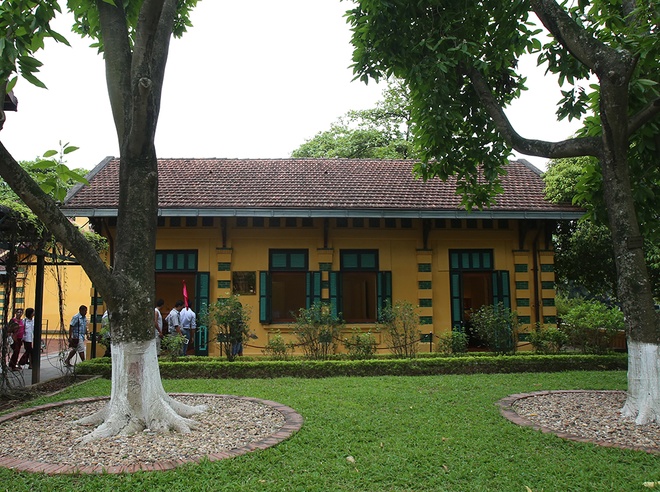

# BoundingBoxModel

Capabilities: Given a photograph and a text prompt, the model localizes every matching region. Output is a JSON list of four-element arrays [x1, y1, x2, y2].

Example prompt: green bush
[[342, 328, 378, 360], [261, 330, 294, 360], [560, 299, 624, 354], [204, 295, 251, 361], [379, 300, 421, 358], [77, 353, 627, 380], [161, 333, 187, 361], [293, 302, 343, 360], [469, 303, 519, 354], [436, 330, 469, 355], [529, 324, 569, 354]]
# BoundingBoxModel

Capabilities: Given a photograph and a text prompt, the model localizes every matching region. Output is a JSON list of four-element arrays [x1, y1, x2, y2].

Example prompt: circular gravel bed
[[499, 390, 660, 453], [0, 394, 303, 474]]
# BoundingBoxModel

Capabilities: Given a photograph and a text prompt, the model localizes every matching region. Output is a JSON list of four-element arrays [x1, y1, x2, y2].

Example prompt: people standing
[[179, 305, 197, 356], [64, 305, 88, 367], [165, 300, 184, 344], [8, 308, 24, 371], [18, 308, 35, 369], [154, 299, 164, 355]]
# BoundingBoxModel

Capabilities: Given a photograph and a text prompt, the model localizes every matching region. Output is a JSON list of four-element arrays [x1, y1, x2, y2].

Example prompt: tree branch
[[530, 0, 635, 82], [464, 65, 602, 159], [96, 0, 133, 145], [628, 97, 660, 136], [0, 142, 115, 298]]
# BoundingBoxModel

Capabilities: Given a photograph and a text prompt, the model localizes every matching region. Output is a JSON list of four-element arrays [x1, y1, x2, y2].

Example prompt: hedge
[[77, 353, 627, 379]]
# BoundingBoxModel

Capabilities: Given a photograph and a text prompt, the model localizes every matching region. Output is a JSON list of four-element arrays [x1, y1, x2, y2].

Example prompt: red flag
[[182, 280, 189, 308]]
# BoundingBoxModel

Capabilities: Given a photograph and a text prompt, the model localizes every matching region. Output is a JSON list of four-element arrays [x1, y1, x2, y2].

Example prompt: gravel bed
[[0, 395, 286, 468], [512, 390, 660, 451]]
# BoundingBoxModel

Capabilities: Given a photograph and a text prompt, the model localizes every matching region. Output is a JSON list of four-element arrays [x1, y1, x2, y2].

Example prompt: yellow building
[[0, 217, 103, 355], [62, 157, 582, 357]]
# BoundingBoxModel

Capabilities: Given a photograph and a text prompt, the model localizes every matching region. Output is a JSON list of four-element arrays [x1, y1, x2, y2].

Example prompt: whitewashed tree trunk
[[621, 340, 660, 425], [76, 337, 205, 443]]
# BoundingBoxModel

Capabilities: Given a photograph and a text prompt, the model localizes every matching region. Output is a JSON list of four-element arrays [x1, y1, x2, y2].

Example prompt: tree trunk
[[598, 77, 660, 424], [76, 338, 205, 443]]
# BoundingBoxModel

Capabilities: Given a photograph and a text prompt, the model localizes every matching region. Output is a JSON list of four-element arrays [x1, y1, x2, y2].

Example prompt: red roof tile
[[62, 158, 582, 217]]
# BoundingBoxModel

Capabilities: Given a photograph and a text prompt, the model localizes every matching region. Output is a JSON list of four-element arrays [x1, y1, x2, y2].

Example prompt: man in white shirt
[[179, 305, 197, 356], [154, 299, 165, 355]]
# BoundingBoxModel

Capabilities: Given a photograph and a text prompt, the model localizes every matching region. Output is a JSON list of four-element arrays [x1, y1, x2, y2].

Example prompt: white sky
[[1, 1, 582, 172]]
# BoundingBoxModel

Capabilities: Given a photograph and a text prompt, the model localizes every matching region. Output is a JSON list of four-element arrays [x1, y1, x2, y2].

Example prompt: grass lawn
[[4, 370, 659, 491]]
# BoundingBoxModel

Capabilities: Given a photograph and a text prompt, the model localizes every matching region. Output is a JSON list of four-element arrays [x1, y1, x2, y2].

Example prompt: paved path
[[3, 350, 81, 388]]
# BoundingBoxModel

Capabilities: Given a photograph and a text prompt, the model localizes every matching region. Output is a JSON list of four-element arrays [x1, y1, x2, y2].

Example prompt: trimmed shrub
[[77, 353, 627, 380]]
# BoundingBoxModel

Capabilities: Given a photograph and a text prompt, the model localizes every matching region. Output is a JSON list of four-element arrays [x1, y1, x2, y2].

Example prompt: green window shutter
[[271, 253, 287, 269], [329, 271, 340, 318], [259, 271, 271, 324], [492, 270, 511, 311], [306, 272, 322, 308], [195, 272, 210, 355], [450, 272, 462, 330], [377, 271, 392, 312]]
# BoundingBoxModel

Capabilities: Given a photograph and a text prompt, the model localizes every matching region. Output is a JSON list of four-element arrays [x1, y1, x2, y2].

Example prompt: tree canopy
[[347, 0, 660, 424], [291, 80, 417, 159]]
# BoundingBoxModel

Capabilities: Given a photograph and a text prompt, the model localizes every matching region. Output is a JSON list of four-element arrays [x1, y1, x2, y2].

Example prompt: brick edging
[[0, 393, 303, 475], [497, 390, 658, 454]]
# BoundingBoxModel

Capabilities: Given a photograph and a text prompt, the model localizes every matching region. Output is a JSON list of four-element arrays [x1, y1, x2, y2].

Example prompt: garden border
[[0, 393, 303, 475]]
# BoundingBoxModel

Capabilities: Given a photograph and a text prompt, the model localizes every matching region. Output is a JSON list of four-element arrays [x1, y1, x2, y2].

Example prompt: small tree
[[262, 330, 294, 360], [293, 302, 343, 360], [469, 303, 519, 355], [379, 300, 421, 359], [205, 295, 251, 362], [529, 324, 569, 354], [342, 328, 378, 360], [436, 330, 469, 356], [560, 299, 624, 354]]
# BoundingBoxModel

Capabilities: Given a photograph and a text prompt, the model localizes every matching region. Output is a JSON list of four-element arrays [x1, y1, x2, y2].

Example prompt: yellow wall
[[137, 216, 556, 356], [8, 216, 555, 357]]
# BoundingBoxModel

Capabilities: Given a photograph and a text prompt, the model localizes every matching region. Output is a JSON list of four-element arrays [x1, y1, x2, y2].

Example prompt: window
[[336, 250, 390, 323], [260, 250, 313, 323]]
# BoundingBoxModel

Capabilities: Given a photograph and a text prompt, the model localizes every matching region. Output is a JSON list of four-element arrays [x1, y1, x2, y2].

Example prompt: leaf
[[42, 150, 58, 158], [63, 145, 79, 154]]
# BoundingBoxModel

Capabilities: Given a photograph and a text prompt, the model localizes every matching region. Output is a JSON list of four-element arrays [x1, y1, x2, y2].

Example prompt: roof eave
[[61, 207, 585, 220]]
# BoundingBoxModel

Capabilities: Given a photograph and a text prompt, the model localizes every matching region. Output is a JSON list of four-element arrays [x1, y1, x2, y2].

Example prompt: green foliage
[[292, 302, 343, 360], [342, 328, 378, 360], [204, 295, 251, 362], [378, 300, 421, 358], [347, 1, 536, 208], [544, 157, 660, 297], [0, 147, 87, 204], [261, 330, 294, 360], [560, 298, 625, 354], [67, 0, 199, 51], [0, 0, 69, 91], [529, 324, 569, 354], [292, 79, 418, 159], [435, 330, 469, 356], [468, 303, 518, 355], [161, 333, 186, 362], [78, 353, 628, 380]]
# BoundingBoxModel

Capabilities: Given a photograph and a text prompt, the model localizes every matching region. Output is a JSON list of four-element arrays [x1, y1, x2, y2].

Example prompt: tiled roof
[[62, 157, 583, 218]]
